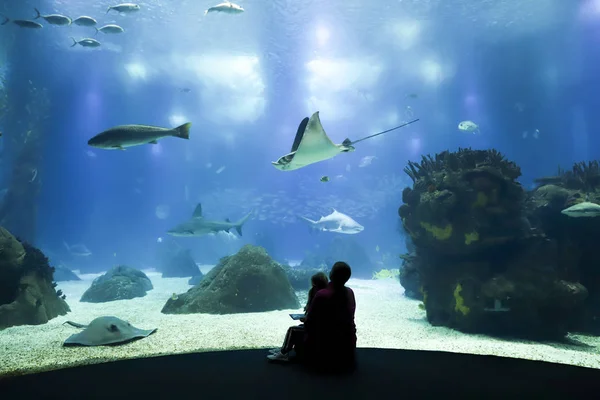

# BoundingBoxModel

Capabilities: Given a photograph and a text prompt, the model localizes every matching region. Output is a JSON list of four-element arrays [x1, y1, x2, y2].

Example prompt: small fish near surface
[[299, 208, 364, 235], [107, 3, 141, 14], [167, 203, 253, 238], [70, 37, 101, 48], [73, 16, 97, 26], [204, 2, 245, 15], [95, 24, 124, 35], [561, 202, 600, 218], [458, 120, 480, 134], [320, 176, 329, 183], [33, 8, 71, 25], [1, 16, 43, 29], [87, 122, 191, 150]]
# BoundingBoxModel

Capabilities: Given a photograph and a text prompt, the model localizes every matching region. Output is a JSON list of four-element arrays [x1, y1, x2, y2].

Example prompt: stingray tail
[[63, 320, 87, 329], [234, 210, 254, 236]]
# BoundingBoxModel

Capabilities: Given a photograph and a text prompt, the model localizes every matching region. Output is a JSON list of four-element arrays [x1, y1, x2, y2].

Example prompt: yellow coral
[[472, 192, 488, 208], [420, 222, 452, 240], [372, 268, 400, 280], [454, 283, 470, 316], [464, 231, 479, 245]]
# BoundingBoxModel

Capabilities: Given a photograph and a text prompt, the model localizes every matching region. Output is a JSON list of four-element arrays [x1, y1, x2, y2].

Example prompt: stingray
[[272, 111, 419, 171], [62, 316, 157, 346]]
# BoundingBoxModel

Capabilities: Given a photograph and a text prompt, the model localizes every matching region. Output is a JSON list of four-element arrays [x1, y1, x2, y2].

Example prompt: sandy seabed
[[1, 267, 600, 377]]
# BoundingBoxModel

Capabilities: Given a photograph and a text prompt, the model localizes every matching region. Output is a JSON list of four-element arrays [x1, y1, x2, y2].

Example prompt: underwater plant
[[534, 160, 600, 192]]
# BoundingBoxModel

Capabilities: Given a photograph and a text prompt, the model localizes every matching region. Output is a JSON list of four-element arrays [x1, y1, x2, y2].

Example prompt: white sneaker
[[267, 351, 289, 362]]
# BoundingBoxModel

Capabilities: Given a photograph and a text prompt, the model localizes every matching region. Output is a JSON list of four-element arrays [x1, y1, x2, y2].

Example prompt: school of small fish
[[0, 2, 244, 49]]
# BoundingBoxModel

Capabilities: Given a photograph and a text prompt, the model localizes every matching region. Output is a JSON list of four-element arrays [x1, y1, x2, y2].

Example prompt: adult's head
[[329, 261, 351, 287], [311, 271, 329, 290]]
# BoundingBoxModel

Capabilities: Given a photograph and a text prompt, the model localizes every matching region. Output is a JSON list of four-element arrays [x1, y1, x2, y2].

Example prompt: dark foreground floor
[[1, 348, 600, 399]]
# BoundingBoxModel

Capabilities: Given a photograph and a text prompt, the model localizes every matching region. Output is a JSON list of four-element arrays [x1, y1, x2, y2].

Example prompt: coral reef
[[525, 160, 600, 333], [398, 148, 587, 340], [398, 253, 422, 300], [400, 148, 528, 256], [80, 265, 153, 303], [161, 245, 299, 315], [0, 228, 70, 330]]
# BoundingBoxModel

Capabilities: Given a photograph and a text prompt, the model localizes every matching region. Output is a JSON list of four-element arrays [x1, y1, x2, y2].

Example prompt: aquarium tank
[[0, 0, 599, 377]]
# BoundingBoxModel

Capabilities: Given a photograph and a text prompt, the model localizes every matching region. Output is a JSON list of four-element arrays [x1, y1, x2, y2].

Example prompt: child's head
[[311, 272, 329, 290]]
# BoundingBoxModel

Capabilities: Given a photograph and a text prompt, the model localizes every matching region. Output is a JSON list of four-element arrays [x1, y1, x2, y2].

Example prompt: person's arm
[[303, 291, 324, 328], [348, 288, 356, 317]]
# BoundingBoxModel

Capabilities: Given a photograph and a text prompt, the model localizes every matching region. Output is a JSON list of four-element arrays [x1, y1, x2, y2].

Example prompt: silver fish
[[73, 16, 97, 26], [70, 37, 101, 48], [204, 2, 244, 16], [34, 8, 71, 25], [95, 24, 124, 35], [87, 123, 192, 150], [1, 16, 43, 29], [107, 3, 141, 14]]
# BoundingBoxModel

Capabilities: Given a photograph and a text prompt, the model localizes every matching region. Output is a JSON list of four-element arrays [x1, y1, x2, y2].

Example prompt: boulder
[[80, 265, 153, 303], [162, 245, 299, 314], [159, 247, 201, 278], [53, 265, 81, 282], [281, 264, 328, 291]]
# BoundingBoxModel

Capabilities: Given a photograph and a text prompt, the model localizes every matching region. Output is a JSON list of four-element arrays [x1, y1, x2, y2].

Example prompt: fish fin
[[291, 117, 309, 152], [234, 210, 253, 236], [94, 27, 99, 36], [34, 8, 41, 19], [192, 203, 202, 218], [70, 37, 77, 47], [149, 140, 158, 144], [1, 15, 9, 25], [173, 122, 191, 140], [106, 6, 112, 14]]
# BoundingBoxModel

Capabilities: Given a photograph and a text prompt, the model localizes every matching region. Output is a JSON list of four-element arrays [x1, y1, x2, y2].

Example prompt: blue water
[[0, 0, 598, 275]]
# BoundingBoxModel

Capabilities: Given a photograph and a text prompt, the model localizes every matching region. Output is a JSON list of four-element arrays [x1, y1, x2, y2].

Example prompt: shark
[[561, 202, 600, 218], [63, 241, 92, 257], [167, 203, 253, 237], [299, 209, 364, 234], [272, 111, 419, 171]]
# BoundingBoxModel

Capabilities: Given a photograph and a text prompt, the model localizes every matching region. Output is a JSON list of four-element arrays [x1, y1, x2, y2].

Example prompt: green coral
[[464, 231, 479, 245], [472, 192, 488, 208], [420, 222, 452, 240], [454, 283, 470, 316], [372, 268, 400, 280]]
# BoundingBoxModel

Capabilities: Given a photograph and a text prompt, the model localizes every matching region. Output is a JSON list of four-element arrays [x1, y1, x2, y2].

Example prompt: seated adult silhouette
[[268, 262, 357, 373]]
